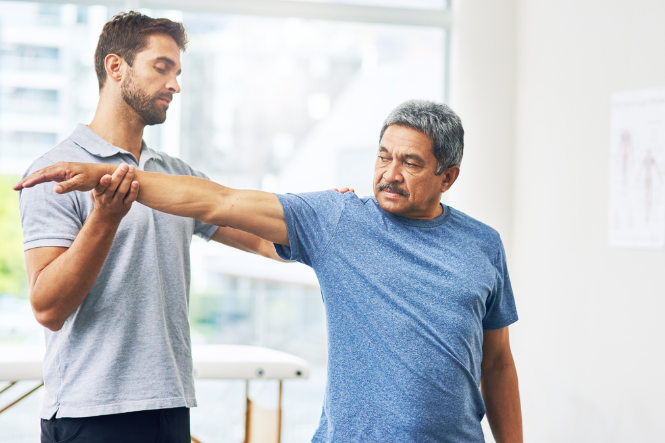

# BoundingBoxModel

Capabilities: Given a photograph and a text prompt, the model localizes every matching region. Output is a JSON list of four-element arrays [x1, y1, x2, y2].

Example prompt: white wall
[[453, 0, 665, 441], [510, 0, 665, 441], [449, 1, 517, 440], [448, 0, 517, 250]]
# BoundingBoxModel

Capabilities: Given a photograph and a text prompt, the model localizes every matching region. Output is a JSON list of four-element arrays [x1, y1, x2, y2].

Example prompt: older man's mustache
[[376, 182, 410, 198]]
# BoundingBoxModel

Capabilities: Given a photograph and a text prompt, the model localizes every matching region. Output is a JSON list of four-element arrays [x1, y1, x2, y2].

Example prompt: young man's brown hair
[[94, 11, 188, 90]]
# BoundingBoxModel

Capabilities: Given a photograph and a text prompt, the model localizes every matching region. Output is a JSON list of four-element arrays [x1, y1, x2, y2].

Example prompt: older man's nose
[[383, 161, 403, 183]]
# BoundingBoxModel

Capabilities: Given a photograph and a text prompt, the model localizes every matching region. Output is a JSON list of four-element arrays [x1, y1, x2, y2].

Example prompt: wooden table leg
[[0, 381, 17, 396], [244, 380, 250, 443], [0, 381, 43, 415], [242, 379, 283, 443], [277, 380, 283, 443]]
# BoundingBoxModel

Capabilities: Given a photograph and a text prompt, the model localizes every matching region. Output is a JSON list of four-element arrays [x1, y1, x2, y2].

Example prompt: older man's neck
[[88, 91, 145, 163]]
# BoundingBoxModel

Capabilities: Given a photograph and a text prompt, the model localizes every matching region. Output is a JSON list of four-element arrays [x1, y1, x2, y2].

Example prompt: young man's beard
[[121, 69, 170, 126]]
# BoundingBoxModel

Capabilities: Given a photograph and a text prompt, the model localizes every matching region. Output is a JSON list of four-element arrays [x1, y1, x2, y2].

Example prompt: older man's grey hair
[[380, 100, 464, 175]]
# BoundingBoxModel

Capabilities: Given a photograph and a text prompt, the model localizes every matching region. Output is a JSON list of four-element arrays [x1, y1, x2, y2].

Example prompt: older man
[[16, 100, 523, 443]]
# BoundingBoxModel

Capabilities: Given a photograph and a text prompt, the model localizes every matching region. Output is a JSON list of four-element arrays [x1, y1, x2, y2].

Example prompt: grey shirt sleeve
[[19, 159, 84, 251]]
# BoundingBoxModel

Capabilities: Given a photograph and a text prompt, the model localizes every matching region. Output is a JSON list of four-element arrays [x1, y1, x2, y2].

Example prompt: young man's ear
[[104, 54, 124, 84], [440, 166, 461, 193]]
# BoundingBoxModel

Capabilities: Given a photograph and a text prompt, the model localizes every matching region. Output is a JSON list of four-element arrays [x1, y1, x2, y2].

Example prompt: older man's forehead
[[382, 125, 431, 145], [381, 127, 434, 158], [379, 144, 424, 159]]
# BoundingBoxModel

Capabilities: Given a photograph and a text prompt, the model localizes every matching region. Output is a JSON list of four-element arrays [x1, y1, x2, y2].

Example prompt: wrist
[[87, 207, 123, 232]]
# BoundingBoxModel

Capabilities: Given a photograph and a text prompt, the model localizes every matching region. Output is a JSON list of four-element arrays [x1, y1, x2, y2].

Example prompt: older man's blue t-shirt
[[274, 191, 518, 443]]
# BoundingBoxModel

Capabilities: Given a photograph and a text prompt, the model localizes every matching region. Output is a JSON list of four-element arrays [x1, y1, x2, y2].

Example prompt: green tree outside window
[[0, 175, 27, 297]]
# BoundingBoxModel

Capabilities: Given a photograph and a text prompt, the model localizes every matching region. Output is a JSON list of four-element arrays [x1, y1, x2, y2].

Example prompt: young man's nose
[[167, 77, 181, 94]]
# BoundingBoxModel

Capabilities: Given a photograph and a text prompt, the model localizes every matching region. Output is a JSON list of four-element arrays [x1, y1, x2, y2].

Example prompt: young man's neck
[[88, 89, 146, 163]]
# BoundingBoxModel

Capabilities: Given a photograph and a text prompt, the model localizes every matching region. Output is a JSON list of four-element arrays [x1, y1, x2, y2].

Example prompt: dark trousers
[[40, 407, 190, 443]]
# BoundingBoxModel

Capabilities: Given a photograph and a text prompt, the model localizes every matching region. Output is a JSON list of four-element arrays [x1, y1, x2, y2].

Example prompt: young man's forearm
[[27, 211, 121, 331], [481, 362, 523, 443]]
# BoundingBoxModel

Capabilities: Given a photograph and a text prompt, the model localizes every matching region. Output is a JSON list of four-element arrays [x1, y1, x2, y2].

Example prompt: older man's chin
[[376, 192, 409, 215]]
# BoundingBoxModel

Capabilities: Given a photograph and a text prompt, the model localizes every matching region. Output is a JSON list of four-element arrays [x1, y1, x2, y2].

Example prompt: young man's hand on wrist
[[88, 163, 139, 226]]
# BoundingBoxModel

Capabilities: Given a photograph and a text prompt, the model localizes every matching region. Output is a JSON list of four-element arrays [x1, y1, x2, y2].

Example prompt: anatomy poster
[[610, 88, 665, 248]]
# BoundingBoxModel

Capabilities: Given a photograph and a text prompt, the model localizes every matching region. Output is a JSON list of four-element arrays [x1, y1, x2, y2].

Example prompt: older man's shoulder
[[447, 206, 502, 243]]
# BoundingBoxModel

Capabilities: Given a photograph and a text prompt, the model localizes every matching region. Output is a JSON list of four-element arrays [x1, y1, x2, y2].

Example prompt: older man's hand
[[13, 161, 116, 194]]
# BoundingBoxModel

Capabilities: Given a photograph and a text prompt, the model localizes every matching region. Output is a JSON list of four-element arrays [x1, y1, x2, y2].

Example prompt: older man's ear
[[440, 166, 461, 193]]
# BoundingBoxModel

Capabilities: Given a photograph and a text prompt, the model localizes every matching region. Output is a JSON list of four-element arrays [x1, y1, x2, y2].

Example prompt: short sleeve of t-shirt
[[274, 191, 347, 267], [20, 158, 84, 251], [483, 240, 519, 330]]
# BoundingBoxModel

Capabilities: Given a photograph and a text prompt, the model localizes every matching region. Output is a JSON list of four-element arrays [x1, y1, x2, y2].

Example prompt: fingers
[[92, 175, 113, 196], [124, 181, 140, 205], [15, 162, 70, 190], [105, 163, 130, 197], [91, 164, 137, 206], [87, 163, 138, 220], [54, 177, 84, 194], [12, 178, 27, 191], [17, 162, 114, 194], [115, 166, 135, 197], [330, 187, 356, 194]]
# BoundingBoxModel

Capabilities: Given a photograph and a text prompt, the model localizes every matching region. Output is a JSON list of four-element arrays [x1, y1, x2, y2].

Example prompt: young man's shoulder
[[144, 149, 209, 178], [24, 138, 101, 176]]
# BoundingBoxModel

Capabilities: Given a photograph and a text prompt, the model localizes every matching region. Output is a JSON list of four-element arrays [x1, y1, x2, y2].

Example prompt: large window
[[0, 1, 449, 442]]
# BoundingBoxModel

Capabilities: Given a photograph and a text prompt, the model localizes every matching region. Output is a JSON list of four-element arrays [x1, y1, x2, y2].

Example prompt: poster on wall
[[609, 87, 665, 249]]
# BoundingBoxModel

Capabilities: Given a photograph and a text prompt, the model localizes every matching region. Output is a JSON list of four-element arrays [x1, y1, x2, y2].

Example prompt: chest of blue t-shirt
[[275, 191, 518, 443]]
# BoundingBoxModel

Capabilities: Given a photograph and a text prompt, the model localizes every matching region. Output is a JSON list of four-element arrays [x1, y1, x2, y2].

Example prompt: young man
[[19, 12, 278, 443], [18, 100, 524, 442]]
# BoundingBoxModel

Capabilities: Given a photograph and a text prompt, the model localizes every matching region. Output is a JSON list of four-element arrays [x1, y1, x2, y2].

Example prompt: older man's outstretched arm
[[15, 162, 289, 245]]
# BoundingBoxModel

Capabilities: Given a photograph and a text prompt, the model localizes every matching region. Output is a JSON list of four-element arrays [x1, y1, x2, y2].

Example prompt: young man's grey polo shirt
[[19, 124, 219, 419]]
